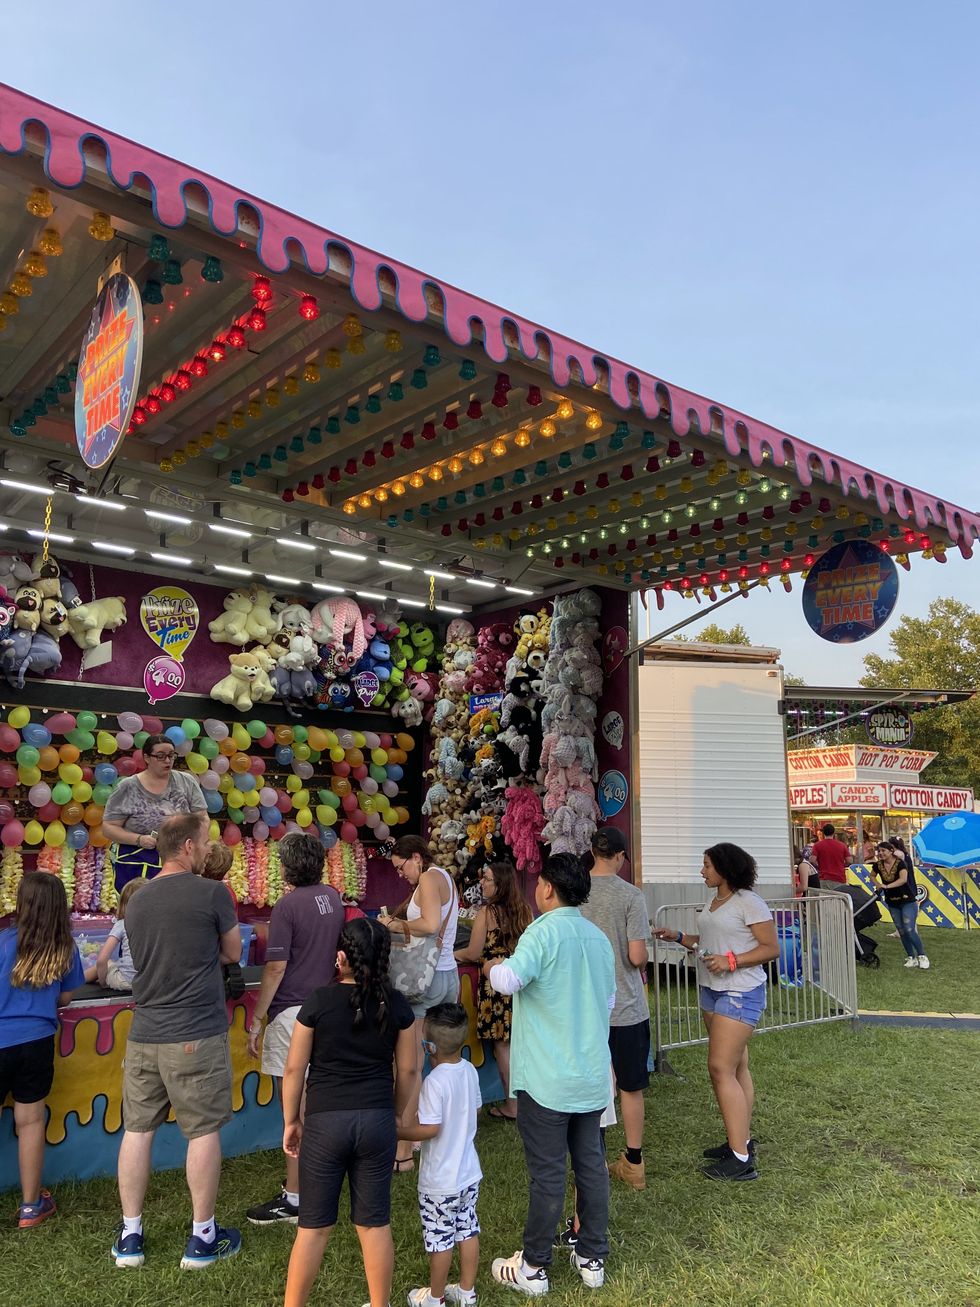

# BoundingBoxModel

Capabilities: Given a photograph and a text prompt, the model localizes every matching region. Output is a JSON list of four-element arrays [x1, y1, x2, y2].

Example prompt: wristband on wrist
[[726, 950, 738, 972], [676, 930, 684, 947]]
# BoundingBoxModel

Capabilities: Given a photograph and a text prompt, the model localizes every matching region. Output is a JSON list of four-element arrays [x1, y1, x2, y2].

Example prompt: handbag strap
[[429, 865, 454, 953]]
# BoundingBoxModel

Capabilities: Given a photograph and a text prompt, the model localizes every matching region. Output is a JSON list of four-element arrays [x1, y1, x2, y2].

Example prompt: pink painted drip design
[[0, 82, 975, 555]]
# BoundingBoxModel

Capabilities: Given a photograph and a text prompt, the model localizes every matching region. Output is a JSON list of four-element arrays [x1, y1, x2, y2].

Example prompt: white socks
[[192, 1217, 216, 1242], [285, 1190, 300, 1207], [733, 1150, 750, 1163], [122, 1214, 142, 1237]]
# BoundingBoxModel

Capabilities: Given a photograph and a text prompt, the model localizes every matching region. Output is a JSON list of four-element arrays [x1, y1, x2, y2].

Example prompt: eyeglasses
[[149, 751, 176, 761]]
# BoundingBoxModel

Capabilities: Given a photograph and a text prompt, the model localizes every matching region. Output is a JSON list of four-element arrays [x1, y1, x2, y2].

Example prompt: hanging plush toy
[[310, 596, 367, 661], [244, 586, 279, 644], [210, 650, 276, 711], [67, 596, 127, 650], [208, 589, 254, 645]]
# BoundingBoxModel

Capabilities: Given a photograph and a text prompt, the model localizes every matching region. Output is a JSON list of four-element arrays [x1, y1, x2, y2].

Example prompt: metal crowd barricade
[[649, 892, 858, 1069]]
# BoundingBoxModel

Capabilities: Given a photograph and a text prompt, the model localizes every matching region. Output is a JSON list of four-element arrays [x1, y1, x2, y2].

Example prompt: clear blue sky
[[14, 1, 979, 683]]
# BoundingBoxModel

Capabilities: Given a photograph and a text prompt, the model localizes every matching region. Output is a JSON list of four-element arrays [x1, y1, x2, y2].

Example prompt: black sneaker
[[703, 1137, 756, 1160], [554, 1218, 578, 1249], [246, 1191, 299, 1225], [702, 1152, 758, 1181]]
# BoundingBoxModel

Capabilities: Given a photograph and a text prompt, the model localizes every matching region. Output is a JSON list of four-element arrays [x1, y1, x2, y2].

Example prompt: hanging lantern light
[[585, 410, 603, 431], [252, 275, 273, 303], [89, 212, 115, 241], [26, 187, 54, 218], [514, 427, 531, 448], [247, 306, 267, 331], [201, 256, 224, 283], [303, 361, 321, 384], [384, 329, 402, 352], [539, 419, 556, 438], [209, 339, 227, 362], [299, 294, 319, 321]]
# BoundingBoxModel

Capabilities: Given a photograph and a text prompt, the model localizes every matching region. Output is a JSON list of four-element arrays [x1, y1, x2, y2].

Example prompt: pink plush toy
[[502, 785, 545, 874], [310, 596, 367, 660]]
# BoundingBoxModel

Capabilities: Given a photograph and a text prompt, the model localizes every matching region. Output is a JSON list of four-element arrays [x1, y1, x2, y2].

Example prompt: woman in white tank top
[[378, 835, 460, 1171]]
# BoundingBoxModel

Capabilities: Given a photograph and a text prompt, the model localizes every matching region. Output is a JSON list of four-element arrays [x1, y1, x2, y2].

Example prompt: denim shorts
[[699, 982, 767, 1028]]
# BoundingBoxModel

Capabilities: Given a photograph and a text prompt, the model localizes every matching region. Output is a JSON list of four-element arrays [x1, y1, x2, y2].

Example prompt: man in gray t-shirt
[[580, 827, 651, 1192], [113, 812, 243, 1272]]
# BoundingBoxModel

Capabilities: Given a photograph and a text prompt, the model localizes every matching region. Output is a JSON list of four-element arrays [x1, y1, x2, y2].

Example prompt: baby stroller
[[840, 882, 881, 967]]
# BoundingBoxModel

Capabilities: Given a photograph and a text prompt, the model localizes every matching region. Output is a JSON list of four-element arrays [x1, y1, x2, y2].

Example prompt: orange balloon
[[38, 746, 60, 772], [345, 748, 364, 768], [89, 826, 110, 848], [395, 806, 410, 825], [387, 748, 407, 766], [274, 725, 294, 745], [230, 752, 251, 774], [61, 802, 85, 825], [395, 733, 415, 752], [83, 803, 104, 827], [59, 743, 80, 764], [218, 737, 238, 757], [331, 776, 351, 797]]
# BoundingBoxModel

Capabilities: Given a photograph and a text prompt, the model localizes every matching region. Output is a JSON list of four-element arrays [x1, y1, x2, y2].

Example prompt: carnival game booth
[[0, 82, 978, 1182], [788, 728, 978, 929]]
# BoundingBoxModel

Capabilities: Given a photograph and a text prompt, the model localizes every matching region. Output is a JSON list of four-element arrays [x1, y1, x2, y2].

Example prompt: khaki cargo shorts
[[260, 1005, 301, 1079], [123, 1032, 232, 1140]]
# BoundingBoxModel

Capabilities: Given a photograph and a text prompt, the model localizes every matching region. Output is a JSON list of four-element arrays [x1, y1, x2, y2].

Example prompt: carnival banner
[[802, 540, 898, 643], [74, 273, 144, 469]]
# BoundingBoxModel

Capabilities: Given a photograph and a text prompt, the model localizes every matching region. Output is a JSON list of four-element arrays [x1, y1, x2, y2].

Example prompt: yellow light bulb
[[26, 187, 53, 218], [491, 438, 507, 457], [835, 506, 850, 520], [343, 500, 357, 515], [303, 362, 321, 384], [348, 335, 367, 356], [357, 494, 373, 509], [492, 533, 504, 547], [24, 251, 47, 279], [508, 528, 522, 541], [514, 428, 532, 448], [265, 386, 280, 407], [215, 420, 229, 439], [539, 420, 556, 438], [586, 506, 599, 520], [546, 518, 558, 531], [597, 563, 609, 576], [159, 458, 173, 473], [409, 472, 425, 489], [679, 476, 694, 494], [630, 492, 643, 508], [556, 398, 574, 420], [186, 440, 201, 458], [343, 313, 362, 337], [200, 432, 215, 449], [248, 399, 262, 418], [324, 348, 341, 369], [39, 228, 62, 257], [428, 465, 444, 481], [737, 533, 749, 547], [609, 498, 621, 513], [810, 516, 824, 530], [231, 411, 246, 429], [374, 487, 389, 503], [391, 481, 407, 496], [585, 411, 603, 431], [448, 456, 464, 475], [565, 511, 578, 526], [760, 527, 772, 542], [469, 448, 485, 466], [172, 449, 187, 466], [654, 484, 667, 500], [736, 470, 752, 486]]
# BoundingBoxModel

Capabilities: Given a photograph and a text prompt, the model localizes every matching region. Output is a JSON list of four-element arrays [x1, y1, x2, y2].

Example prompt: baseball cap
[[592, 826, 628, 857]]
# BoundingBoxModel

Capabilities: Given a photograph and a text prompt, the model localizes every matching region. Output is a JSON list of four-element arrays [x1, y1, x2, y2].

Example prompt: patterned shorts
[[419, 1181, 481, 1253]]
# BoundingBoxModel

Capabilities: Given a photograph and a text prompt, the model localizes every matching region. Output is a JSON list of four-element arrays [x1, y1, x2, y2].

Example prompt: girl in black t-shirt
[[871, 842, 929, 970], [282, 917, 415, 1307]]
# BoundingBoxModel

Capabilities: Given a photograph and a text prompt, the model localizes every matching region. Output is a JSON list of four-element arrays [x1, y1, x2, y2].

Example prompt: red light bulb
[[209, 339, 227, 362], [527, 385, 542, 407], [159, 382, 177, 404], [227, 325, 247, 349], [466, 399, 483, 421], [175, 370, 193, 392], [299, 294, 319, 321], [145, 394, 162, 415], [131, 405, 147, 426], [247, 307, 267, 332], [190, 355, 208, 378], [443, 411, 459, 431], [759, 562, 770, 575], [252, 275, 272, 303]]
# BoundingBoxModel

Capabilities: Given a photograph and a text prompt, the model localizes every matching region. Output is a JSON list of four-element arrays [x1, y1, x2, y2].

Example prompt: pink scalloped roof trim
[[1, 83, 975, 555]]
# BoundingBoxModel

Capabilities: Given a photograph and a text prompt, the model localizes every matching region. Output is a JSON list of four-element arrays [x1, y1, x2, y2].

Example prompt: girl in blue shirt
[[0, 871, 85, 1228]]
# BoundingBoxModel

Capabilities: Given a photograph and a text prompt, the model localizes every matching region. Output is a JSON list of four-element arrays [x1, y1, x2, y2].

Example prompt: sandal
[[487, 1106, 518, 1122], [393, 1157, 415, 1173]]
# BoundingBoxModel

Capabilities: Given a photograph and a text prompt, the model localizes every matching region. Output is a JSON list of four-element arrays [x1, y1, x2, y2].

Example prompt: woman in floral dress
[[454, 861, 532, 1120]]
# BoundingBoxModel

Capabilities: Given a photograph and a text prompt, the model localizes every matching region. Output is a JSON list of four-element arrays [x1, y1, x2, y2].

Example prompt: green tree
[[860, 597, 980, 793], [671, 622, 753, 645]]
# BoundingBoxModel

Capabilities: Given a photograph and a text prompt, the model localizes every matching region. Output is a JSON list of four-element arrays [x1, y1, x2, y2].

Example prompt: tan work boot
[[609, 1151, 646, 1191]]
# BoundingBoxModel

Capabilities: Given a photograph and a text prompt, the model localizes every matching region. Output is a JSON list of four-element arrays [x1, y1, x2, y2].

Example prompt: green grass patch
[[856, 924, 980, 1014], [1, 1021, 978, 1307]]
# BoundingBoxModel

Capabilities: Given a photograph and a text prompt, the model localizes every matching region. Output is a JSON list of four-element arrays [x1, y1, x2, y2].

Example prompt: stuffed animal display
[[424, 619, 477, 869], [540, 589, 603, 856], [0, 553, 124, 688]]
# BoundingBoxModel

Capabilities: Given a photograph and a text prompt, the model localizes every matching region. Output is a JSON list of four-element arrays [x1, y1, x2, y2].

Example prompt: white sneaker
[[570, 1250, 605, 1289], [407, 1290, 444, 1307], [918, 956, 930, 969], [445, 1287, 478, 1305], [491, 1251, 550, 1296], [903, 957, 919, 968]]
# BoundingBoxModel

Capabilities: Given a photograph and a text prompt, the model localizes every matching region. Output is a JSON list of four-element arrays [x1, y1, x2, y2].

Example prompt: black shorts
[[298, 1108, 396, 1229], [0, 1035, 56, 1105], [609, 1019, 651, 1092]]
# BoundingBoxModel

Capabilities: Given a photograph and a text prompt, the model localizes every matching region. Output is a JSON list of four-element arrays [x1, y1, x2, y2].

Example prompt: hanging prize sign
[[598, 769, 628, 818], [143, 654, 186, 705], [601, 710, 625, 750], [352, 671, 380, 707], [140, 586, 200, 662], [801, 540, 898, 644], [866, 705, 914, 747], [75, 273, 144, 469]]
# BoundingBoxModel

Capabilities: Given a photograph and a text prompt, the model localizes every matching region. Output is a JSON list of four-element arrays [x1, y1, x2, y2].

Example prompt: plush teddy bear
[[209, 589, 254, 645], [245, 586, 279, 644], [392, 696, 423, 727], [30, 556, 65, 600], [68, 595, 127, 649], [211, 650, 274, 711]]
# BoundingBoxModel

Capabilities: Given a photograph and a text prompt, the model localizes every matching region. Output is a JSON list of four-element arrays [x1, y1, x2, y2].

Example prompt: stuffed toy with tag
[[68, 595, 127, 649]]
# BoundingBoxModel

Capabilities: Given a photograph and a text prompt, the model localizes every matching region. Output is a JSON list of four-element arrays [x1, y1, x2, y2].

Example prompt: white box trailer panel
[[637, 656, 792, 893]]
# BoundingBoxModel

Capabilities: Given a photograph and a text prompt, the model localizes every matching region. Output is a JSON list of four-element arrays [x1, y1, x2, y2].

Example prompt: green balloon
[[181, 718, 201, 740], [133, 731, 149, 750], [16, 744, 40, 767], [67, 729, 95, 751], [51, 781, 72, 805], [227, 807, 245, 824], [198, 738, 219, 760], [76, 710, 98, 732], [308, 749, 321, 763], [92, 783, 113, 805], [317, 789, 341, 809], [369, 764, 387, 784], [247, 719, 267, 740], [292, 725, 308, 743]]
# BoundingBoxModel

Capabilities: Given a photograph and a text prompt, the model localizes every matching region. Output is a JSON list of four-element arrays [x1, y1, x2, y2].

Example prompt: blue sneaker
[[180, 1224, 242, 1270], [18, 1190, 56, 1229], [111, 1224, 145, 1268]]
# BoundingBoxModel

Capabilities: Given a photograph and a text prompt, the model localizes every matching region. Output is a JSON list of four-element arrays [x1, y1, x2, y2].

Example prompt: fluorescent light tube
[[504, 586, 536, 596], [145, 509, 192, 526], [92, 541, 135, 555], [28, 529, 73, 543], [209, 523, 252, 538], [265, 573, 299, 585], [312, 582, 346, 593], [2, 479, 54, 495], [214, 564, 252, 576], [398, 597, 426, 609], [329, 548, 368, 563], [280, 538, 317, 551], [75, 494, 127, 511], [424, 569, 455, 581], [153, 552, 193, 566], [356, 590, 386, 601], [435, 604, 465, 614], [380, 559, 413, 571], [466, 578, 496, 589]]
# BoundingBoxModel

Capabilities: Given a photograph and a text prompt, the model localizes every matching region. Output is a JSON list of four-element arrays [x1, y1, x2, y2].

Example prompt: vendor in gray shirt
[[102, 733, 207, 891], [580, 827, 651, 1193]]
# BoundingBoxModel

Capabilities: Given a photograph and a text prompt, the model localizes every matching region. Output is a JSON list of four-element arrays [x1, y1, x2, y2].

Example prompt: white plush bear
[[210, 650, 272, 711], [67, 596, 127, 649], [208, 589, 253, 645], [245, 587, 278, 644]]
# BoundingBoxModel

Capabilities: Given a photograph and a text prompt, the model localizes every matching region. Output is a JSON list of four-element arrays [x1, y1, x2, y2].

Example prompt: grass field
[[855, 923, 979, 1013], [2, 1010, 978, 1307]]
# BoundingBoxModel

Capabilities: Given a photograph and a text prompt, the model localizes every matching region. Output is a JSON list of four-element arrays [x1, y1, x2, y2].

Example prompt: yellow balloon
[[44, 820, 67, 847], [187, 752, 209, 774], [324, 730, 338, 748], [286, 774, 302, 793], [307, 727, 328, 752], [226, 788, 245, 809], [232, 723, 251, 750], [72, 781, 93, 803], [18, 766, 41, 787], [208, 819, 220, 842], [96, 731, 118, 755], [295, 807, 313, 828], [352, 732, 366, 749], [23, 820, 44, 845], [218, 775, 234, 795], [330, 746, 346, 763], [58, 762, 83, 785], [293, 788, 310, 810], [8, 706, 30, 729], [371, 748, 388, 766], [316, 805, 337, 826]]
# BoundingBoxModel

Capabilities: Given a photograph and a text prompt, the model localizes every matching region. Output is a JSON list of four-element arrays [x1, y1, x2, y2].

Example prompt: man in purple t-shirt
[[245, 834, 342, 1225]]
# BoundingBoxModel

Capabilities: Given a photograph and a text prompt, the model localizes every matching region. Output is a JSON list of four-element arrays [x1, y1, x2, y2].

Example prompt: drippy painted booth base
[[0, 966, 498, 1186]]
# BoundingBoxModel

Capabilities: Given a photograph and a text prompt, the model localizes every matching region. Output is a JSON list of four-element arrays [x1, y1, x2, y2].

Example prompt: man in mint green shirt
[[485, 853, 615, 1295]]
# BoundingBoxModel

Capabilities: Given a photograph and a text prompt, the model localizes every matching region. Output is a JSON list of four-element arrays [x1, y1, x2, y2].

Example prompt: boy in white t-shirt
[[399, 1003, 481, 1307]]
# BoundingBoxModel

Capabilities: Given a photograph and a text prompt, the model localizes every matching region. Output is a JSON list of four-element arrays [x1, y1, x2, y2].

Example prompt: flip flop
[[487, 1106, 518, 1122], [393, 1157, 415, 1173]]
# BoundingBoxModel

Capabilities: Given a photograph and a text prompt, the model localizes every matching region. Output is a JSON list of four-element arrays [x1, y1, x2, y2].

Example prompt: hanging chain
[[428, 573, 435, 612], [41, 497, 53, 563], [89, 562, 97, 603]]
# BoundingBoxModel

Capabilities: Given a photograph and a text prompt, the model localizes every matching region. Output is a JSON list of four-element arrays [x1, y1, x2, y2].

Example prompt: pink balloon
[[341, 793, 358, 814], [352, 765, 368, 782], [0, 801, 14, 822], [1, 819, 25, 847], [253, 821, 270, 842], [350, 808, 367, 827], [81, 766, 95, 783], [382, 780, 399, 798], [37, 802, 61, 822], [117, 712, 144, 733], [284, 821, 302, 836], [142, 716, 163, 735], [374, 822, 390, 841], [260, 729, 276, 749], [332, 761, 351, 778], [0, 726, 20, 753], [116, 757, 137, 778], [222, 824, 242, 847], [340, 821, 358, 844], [46, 713, 77, 736], [269, 823, 287, 841], [291, 760, 313, 779], [28, 783, 52, 807], [378, 734, 393, 749], [249, 757, 266, 776], [0, 762, 18, 787], [259, 787, 277, 807], [365, 811, 381, 828], [211, 755, 230, 775], [363, 732, 380, 750], [276, 793, 293, 813], [116, 732, 134, 751]]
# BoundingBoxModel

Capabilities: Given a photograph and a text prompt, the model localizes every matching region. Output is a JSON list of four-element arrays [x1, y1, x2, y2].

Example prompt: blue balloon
[[238, 773, 257, 792], [275, 745, 294, 766], [205, 790, 224, 813], [67, 824, 90, 850], [23, 724, 52, 747], [165, 725, 187, 747], [94, 763, 118, 786], [386, 764, 404, 783], [260, 805, 280, 826], [320, 825, 338, 849]]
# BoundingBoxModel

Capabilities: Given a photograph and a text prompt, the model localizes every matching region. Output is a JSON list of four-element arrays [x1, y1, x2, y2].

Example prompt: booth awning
[[1, 82, 977, 613]]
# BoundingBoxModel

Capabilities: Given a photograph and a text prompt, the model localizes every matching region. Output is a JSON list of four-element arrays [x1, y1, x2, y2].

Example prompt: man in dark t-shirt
[[811, 824, 851, 889], [114, 811, 242, 1271], [246, 834, 343, 1226]]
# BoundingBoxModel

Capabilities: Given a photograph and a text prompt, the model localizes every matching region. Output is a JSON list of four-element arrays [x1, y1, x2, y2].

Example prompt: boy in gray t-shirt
[[580, 827, 651, 1192]]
